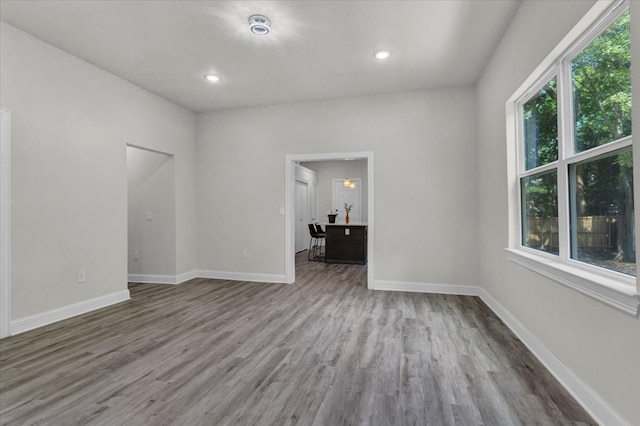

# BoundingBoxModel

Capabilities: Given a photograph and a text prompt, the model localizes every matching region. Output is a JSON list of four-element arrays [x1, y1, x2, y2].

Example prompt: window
[[508, 1, 637, 315]]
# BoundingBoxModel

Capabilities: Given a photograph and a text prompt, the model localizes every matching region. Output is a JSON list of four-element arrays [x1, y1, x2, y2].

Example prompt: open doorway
[[285, 152, 374, 288], [126, 145, 176, 283]]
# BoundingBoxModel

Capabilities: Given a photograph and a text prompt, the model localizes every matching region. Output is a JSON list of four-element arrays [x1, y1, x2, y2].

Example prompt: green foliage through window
[[518, 8, 634, 276], [572, 11, 631, 152], [521, 171, 559, 255], [523, 78, 558, 169], [571, 150, 635, 274]]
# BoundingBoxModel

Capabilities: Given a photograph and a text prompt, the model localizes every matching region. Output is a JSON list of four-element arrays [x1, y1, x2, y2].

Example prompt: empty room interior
[[1, 0, 639, 425]]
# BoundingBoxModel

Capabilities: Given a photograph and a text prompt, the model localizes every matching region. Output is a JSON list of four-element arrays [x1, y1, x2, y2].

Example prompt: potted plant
[[344, 203, 353, 224]]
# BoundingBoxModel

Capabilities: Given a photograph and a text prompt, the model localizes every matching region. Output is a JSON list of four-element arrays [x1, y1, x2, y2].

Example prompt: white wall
[[301, 160, 368, 223], [5, 5, 636, 422], [476, 1, 640, 424], [196, 87, 479, 285], [127, 147, 176, 276], [0, 22, 197, 320]]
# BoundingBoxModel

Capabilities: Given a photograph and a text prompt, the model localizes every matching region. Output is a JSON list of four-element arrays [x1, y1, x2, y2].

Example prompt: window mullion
[[556, 58, 573, 261], [520, 162, 559, 178]]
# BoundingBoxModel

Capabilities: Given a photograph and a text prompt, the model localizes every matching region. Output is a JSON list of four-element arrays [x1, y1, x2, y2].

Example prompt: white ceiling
[[0, 0, 521, 112]]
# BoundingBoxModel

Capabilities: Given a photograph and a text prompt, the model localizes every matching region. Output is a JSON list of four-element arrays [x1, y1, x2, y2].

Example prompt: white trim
[[372, 280, 479, 296], [0, 109, 10, 339], [129, 270, 285, 285], [197, 270, 285, 284], [507, 0, 625, 106], [507, 0, 638, 312], [507, 249, 638, 316], [176, 270, 199, 284], [9, 290, 131, 335], [127, 270, 198, 285], [478, 288, 631, 426], [3, 263, 630, 424], [370, 279, 630, 425], [128, 274, 179, 285], [285, 151, 374, 288]]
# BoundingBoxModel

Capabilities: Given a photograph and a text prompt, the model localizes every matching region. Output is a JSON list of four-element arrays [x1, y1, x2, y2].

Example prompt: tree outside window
[[519, 10, 634, 276]]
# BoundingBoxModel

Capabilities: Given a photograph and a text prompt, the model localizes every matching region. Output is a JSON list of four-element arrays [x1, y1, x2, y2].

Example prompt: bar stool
[[308, 224, 325, 261]]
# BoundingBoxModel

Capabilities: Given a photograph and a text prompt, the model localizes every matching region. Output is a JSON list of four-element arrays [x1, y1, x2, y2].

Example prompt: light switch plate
[[345, 229, 350, 235]]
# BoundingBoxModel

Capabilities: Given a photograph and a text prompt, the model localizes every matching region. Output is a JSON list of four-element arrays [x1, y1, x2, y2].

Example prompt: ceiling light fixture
[[249, 15, 271, 36], [204, 74, 221, 82], [343, 178, 356, 190], [374, 50, 392, 60]]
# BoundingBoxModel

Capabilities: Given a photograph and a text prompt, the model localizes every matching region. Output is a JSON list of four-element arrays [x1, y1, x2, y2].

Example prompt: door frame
[[1, 109, 11, 338], [285, 151, 374, 288], [126, 144, 176, 283]]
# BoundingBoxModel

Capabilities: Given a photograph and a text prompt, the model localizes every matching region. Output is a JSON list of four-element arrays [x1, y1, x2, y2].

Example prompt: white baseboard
[[176, 270, 199, 283], [10, 289, 130, 336], [128, 274, 179, 284], [372, 278, 627, 426], [128, 270, 198, 285], [373, 279, 480, 296], [477, 288, 629, 426], [5, 273, 629, 425], [197, 269, 286, 284], [128, 270, 284, 285]]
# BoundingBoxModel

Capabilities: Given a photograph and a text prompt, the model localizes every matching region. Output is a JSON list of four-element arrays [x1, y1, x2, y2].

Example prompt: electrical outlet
[[242, 250, 248, 260], [133, 250, 140, 260], [77, 270, 86, 283]]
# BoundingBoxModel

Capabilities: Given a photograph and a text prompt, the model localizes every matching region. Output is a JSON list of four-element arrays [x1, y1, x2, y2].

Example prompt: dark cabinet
[[325, 225, 367, 264]]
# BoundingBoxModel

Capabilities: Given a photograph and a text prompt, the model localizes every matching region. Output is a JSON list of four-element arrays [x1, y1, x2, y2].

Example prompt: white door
[[333, 179, 361, 223], [310, 182, 318, 223], [295, 181, 308, 253]]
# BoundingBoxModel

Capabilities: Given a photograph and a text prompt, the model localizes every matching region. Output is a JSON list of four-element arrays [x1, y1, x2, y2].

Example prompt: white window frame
[[506, 0, 639, 316]]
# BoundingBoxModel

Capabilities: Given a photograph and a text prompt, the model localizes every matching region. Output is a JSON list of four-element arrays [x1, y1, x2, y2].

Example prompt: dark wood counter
[[324, 224, 367, 264]]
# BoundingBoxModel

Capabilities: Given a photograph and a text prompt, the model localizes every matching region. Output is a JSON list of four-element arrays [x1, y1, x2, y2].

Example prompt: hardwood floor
[[1, 251, 595, 425]]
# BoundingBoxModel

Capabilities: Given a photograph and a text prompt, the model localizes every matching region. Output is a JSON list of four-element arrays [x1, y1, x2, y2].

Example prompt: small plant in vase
[[344, 203, 353, 224]]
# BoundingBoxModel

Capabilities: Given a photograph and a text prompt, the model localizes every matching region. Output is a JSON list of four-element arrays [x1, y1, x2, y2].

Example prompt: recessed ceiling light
[[205, 74, 221, 82], [374, 50, 392, 60], [249, 15, 271, 36]]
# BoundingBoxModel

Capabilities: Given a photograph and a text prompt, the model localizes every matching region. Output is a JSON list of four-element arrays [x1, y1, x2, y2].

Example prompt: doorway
[[285, 152, 374, 288], [126, 145, 176, 282]]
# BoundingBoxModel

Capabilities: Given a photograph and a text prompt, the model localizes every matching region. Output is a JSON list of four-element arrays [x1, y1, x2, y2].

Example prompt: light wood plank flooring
[[1, 251, 595, 425]]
